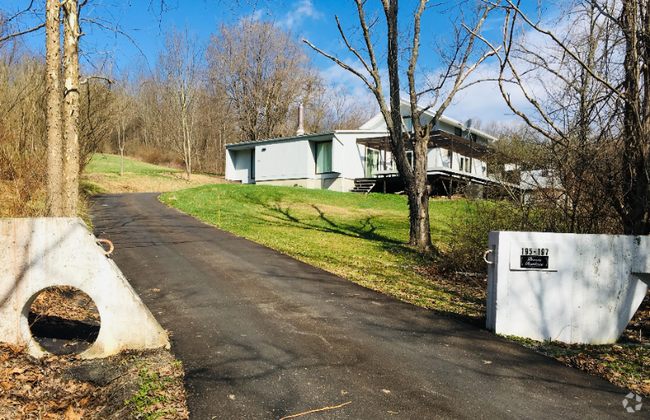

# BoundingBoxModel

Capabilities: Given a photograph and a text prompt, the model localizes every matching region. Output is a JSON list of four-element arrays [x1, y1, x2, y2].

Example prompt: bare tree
[[156, 25, 203, 181], [207, 19, 323, 142], [3, 0, 82, 216], [303, 84, 376, 132], [305, 0, 498, 252], [480, 0, 650, 235]]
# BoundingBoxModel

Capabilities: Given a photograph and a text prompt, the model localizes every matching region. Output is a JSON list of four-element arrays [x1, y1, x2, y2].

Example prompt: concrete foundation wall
[[0, 218, 169, 358], [486, 231, 650, 344], [256, 177, 355, 192]]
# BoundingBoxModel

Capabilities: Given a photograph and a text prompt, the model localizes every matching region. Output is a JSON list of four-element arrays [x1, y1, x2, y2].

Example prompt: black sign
[[520, 255, 549, 269]]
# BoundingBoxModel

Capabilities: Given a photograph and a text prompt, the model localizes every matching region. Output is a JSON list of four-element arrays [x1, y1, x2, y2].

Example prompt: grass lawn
[[79, 153, 649, 397], [166, 183, 486, 320], [165, 182, 650, 397]]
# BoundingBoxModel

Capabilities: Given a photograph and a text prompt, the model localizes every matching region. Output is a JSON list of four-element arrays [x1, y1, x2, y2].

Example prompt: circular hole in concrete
[[28, 286, 101, 355]]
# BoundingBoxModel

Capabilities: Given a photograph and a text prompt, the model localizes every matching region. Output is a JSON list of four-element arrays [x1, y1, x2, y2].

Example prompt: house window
[[366, 148, 379, 178], [454, 127, 462, 137], [460, 157, 471, 172], [315, 141, 332, 173]]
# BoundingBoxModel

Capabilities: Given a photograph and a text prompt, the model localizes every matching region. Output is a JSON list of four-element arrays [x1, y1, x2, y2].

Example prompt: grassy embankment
[[82, 153, 228, 195], [165, 183, 484, 318]]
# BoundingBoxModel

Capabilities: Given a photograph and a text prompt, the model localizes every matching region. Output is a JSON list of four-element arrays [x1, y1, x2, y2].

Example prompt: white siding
[[255, 139, 312, 181]]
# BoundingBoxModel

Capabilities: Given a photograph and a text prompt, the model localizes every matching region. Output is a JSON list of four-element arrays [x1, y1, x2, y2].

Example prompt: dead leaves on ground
[[0, 344, 188, 420]]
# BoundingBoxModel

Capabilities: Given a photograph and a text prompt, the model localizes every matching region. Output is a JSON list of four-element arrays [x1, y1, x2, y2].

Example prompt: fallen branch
[[279, 401, 352, 420]]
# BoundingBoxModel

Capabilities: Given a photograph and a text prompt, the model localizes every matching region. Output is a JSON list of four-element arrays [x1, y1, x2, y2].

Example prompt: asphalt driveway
[[89, 193, 635, 419]]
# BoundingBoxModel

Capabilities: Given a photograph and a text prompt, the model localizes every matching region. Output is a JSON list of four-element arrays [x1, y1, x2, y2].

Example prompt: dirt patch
[[82, 172, 235, 195]]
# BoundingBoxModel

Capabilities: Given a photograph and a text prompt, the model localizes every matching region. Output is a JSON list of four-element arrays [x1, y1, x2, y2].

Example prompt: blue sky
[[4, 0, 535, 125]]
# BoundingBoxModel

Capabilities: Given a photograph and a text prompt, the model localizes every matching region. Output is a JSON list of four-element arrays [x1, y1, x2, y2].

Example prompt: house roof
[[359, 99, 498, 143], [225, 129, 386, 150], [357, 130, 488, 158], [226, 98, 497, 151]]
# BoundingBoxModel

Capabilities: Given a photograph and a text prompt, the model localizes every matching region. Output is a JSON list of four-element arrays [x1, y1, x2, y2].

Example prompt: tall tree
[[156, 25, 203, 181], [305, 0, 497, 252], [484, 0, 650, 235], [207, 19, 322, 142]]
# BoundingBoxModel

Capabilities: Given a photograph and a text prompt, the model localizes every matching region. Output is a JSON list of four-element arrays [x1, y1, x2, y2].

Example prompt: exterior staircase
[[351, 178, 376, 194]]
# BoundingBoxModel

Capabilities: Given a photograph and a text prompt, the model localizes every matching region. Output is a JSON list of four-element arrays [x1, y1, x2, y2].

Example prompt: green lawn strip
[[85, 154, 182, 176], [166, 183, 474, 318]]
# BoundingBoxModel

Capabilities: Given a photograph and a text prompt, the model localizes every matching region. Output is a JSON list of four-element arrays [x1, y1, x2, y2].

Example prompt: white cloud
[[321, 59, 377, 100], [281, 0, 323, 29]]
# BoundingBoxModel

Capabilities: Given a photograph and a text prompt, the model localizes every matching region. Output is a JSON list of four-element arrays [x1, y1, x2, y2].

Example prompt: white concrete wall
[[225, 148, 236, 181], [0, 218, 169, 359], [256, 176, 354, 192], [486, 231, 650, 344], [337, 132, 370, 180]]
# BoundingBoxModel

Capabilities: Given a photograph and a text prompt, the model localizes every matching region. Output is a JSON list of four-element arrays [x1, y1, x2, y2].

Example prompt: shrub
[[441, 200, 566, 274]]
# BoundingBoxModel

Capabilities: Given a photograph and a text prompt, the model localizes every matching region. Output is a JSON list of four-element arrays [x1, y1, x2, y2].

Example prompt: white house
[[225, 100, 497, 195]]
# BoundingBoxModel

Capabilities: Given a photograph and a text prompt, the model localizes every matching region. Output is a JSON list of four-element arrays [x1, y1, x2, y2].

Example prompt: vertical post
[[296, 102, 305, 135]]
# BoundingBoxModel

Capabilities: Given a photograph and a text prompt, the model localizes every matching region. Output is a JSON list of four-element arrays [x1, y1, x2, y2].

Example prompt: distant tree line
[[109, 20, 374, 178], [0, 15, 374, 216]]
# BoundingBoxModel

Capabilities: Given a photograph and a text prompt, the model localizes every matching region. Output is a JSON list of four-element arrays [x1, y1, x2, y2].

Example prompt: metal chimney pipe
[[296, 102, 305, 135]]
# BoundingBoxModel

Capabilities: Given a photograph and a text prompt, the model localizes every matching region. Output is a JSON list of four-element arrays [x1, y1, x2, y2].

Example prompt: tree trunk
[[45, 0, 63, 217], [408, 127, 432, 251], [62, 0, 80, 217], [382, 0, 433, 252], [407, 175, 432, 251], [621, 0, 650, 235]]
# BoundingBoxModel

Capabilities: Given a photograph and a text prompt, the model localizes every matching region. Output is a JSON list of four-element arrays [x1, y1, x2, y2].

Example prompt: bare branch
[[334, 15, 374, 78], [503, 0, 625, 99], [81, 75, 114, 85], [302, 39, 376, 94], [0, 23, 45, 43]]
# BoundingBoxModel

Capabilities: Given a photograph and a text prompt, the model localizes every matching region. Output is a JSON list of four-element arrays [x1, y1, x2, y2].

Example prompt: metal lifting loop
[[483, 249, 493, 265], [96, 238, 114, 256]]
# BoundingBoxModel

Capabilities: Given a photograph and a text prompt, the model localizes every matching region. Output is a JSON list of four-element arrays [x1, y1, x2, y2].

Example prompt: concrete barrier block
[[486, 231, 650, 344], [0, 218, 170, 359]]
